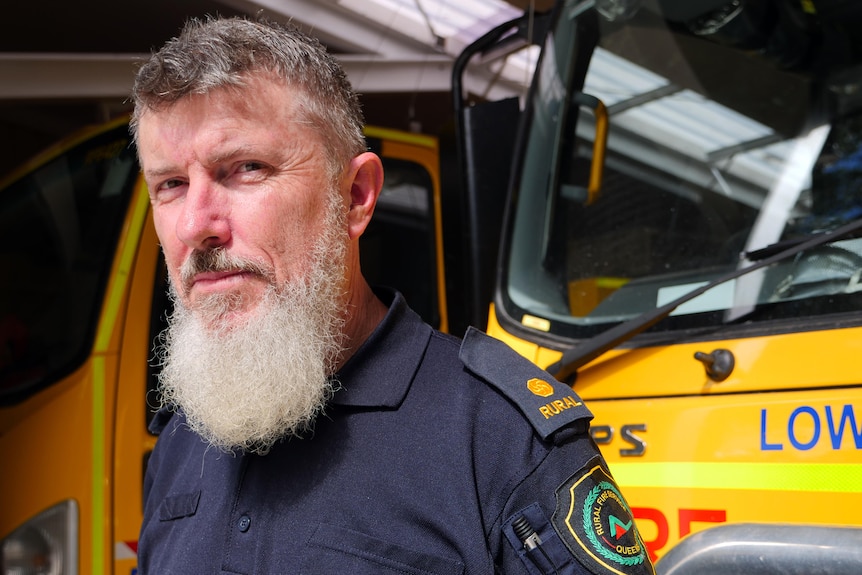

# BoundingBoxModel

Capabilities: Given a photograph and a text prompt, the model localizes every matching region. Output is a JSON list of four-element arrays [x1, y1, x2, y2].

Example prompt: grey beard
[[154, 197, 348, 454]]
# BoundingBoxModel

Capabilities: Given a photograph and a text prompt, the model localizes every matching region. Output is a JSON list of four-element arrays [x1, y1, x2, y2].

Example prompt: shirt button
[[238, 515, 251, 532]]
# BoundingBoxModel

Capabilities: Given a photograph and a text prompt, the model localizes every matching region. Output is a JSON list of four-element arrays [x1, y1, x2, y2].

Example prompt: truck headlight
[[1, 500, 78, 575]]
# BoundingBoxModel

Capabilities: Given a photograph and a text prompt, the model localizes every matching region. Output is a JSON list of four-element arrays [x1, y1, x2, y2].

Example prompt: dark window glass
[[0, 124, 137, 404], [361, 157, 439, 327]]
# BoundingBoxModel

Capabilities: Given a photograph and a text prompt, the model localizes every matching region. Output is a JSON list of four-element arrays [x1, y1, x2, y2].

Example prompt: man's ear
[[346, 151, 384, 240]]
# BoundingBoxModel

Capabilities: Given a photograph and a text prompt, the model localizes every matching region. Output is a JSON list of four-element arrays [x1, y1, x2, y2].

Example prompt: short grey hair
[[130, 16, 366, 179]]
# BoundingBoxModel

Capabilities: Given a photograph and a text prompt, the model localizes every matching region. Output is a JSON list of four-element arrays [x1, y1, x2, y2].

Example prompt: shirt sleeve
[[491, 431, 656, 575]]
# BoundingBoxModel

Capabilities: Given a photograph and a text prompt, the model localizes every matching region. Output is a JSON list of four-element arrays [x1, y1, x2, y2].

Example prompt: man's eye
[[238, 161, 264, 173], [150, 178, 186, 202]]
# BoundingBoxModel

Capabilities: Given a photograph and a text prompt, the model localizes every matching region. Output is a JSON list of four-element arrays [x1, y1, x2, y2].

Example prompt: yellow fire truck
[[449, 0, 862, 570], [5, 0, 862, 572]]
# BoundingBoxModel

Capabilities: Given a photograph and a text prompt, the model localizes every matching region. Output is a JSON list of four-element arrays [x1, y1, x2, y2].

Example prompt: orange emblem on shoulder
[[527, 378, 555, 397]]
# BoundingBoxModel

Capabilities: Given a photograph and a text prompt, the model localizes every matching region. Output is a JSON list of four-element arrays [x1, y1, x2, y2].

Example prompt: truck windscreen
[[503, 0, 862, 342]]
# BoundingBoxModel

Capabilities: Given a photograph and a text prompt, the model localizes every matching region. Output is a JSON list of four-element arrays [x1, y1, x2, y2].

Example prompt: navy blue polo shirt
[[139, 291, 654, 575]]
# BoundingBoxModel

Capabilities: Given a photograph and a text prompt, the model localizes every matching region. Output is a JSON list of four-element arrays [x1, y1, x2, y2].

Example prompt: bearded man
[[132, 15, 653, 575]]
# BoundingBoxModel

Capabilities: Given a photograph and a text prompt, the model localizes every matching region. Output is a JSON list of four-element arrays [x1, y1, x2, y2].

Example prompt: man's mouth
[[180, 249, 274, 296], [187, 269, 255, 294]]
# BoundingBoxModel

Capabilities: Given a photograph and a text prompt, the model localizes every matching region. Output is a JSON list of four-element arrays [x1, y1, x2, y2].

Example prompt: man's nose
[[176, 181, 231, 250]]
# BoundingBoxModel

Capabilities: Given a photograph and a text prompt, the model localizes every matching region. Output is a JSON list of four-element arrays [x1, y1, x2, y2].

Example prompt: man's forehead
[[139, 76, 303, 125], [137, 87, 308, 162]]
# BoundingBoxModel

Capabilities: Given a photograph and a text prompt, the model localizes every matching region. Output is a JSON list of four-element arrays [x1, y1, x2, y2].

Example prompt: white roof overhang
[[0, 0, 541, 101]]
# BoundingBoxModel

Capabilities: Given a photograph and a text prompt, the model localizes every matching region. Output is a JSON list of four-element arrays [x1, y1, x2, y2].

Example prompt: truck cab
[[454, 0, 862, 568]]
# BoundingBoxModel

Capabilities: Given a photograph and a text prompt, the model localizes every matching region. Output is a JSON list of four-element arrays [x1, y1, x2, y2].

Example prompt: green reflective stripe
[[92, 356, 106, 575], [611, 462, 862, 493], [94, 182, 150, 353]]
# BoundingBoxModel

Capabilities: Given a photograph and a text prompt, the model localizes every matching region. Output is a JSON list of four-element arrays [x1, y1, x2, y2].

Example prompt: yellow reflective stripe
[[92, 356, 106, 575], [94, 182, 150, 352], [362, 125, 437, 150], [611, 462, 862, 493], [90, 180, 148, 574]]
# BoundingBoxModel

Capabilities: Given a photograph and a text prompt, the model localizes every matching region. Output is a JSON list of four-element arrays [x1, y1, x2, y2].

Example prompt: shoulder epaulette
[[459, 327, 593, 441]]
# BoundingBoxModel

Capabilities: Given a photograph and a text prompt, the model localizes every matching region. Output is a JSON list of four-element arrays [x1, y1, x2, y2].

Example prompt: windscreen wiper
[[744, 225, 862, 261], [548, 216, 862, 382]]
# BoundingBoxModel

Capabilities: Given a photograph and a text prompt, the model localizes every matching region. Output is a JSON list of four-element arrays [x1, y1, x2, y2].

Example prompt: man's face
[[136, 77, 353, 453], [138, 76, 340, 326]]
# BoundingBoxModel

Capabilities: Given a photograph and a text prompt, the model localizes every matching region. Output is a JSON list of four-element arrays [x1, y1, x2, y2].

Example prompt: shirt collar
[[331, 289, 432, 408]]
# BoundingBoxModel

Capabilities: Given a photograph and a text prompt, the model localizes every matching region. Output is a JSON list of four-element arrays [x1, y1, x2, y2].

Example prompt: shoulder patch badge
[[552, 457, 655, 575]]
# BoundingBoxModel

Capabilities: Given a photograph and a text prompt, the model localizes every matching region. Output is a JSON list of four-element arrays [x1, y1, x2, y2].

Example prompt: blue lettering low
[[763, 404, 862, 452]]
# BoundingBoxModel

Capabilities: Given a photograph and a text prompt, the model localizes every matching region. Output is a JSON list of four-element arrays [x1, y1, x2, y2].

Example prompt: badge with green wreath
[[552, 457, 655, 575]]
